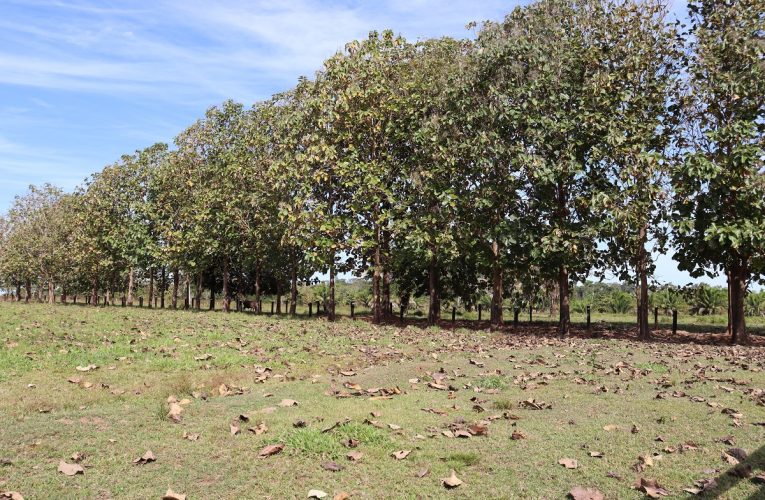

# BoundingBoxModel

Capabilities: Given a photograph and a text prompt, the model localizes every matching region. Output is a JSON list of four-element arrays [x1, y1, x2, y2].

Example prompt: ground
[[1, 303, 764, 499]]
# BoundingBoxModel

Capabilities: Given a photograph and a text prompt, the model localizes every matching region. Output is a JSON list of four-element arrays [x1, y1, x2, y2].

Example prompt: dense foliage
[[0, 0, 763, 343]]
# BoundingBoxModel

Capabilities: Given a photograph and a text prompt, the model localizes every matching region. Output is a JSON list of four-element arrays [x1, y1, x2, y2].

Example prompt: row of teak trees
[[0, 0, 763, 343]]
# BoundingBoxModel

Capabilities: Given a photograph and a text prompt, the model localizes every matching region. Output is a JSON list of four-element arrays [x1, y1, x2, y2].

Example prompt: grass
[[1, 302, 764, 499]]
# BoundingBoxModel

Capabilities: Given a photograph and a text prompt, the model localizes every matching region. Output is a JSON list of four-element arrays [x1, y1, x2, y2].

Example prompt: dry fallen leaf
[[133, 450, 155, 465], [162, 489, 187, 500], [392, 450, 411, 460], [230, 423, 240, 436], [603, 424, 619, 432], [559, 458, 578, 469], [569, 486, 605, 500], [258, 443, 285, 458], [346, 451, 363, 462], [442, 469, 463, 489], [57, 460, 84, 476], [279, 399, 299, 407], [167, 402, 183, 423], [182, 431, 200, 441], [0, 492, 24, 500], [333, 493, 350, 500], [417, 468, 430, 478], [321, 461, 344, 472], [308, 490, 327, 499], [636, 478, 669, 498]]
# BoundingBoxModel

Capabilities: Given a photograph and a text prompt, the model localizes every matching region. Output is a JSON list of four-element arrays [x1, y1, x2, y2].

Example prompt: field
[[1, 303, 764, 499]]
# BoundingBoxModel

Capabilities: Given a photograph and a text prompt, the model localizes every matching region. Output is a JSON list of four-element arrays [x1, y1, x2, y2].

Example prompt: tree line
[[0, 0, 763, 343]]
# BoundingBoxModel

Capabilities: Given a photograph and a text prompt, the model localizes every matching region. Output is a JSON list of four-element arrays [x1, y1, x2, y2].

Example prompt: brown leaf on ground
[[132, 450, 155, 465], [392, 450, 411, 460], [230, 423, 240, 436], [321, 461, 345, 472], [248, 422, 268, 435], [167, 402, 183, 423], [603, 424, 619, 432], [278, 399, 298, 407], [346, 451, 363, 462], [636, 478, 669, 497], [308, 490, 327, 499], [468, 424, 488, 436], [333, 492, 350, 500], [0, 492, 24, 500], [57, 460, 84, 476], [511, 430, 526, 440], [162, 490, 186, 500], [589, 451, 603, 458], [569, 486, 605, 500], [519, 398, 552, 410], [417, 468, 430, 478], [75, 364, 97, 372], [70, 452, 85, 463], [559, 458, 578, 469], [258, 443, 284, 458], [182, 431, 200, 441], [442, 469, 463, 488]]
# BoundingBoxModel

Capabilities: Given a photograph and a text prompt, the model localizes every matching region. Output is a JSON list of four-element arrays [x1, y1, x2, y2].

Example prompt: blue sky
[[0, 0, 722, 287]]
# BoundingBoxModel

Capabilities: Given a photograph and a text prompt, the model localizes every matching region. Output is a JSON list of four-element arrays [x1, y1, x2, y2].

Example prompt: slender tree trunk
[[328, 260, 336, 321], [184, 275, 190, 310], [48, 280, 54, 304], [195, 273, 203, 310], [255, 263, 262, 313], [15, 283, 21, 302], [90, 276, 98, 306], [222, 256, 230, 313], [730, 258, 748, 344], [127, 267, 135, 306], [160, 266, 166, 308], [550, 282, 559, 317], [372, 234, 382, 324], [559, 265, 570, 336], [276, 283, 282, 314], [172, 267, 179, 309], [637, 226, 650, 340], [490, 240, 503, 328], [383, 270, 391, 318], [726, 270, 732, 337], [289, 257, 297, 316], [428, 253, 440, 326], [148, 267, 155, 309]]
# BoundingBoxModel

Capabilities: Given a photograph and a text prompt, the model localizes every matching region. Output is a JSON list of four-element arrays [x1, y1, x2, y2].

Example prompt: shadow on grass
[[697, 444, 765, 499]]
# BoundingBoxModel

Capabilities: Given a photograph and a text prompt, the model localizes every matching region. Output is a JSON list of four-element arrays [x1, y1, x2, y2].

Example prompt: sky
[[0, 0, 722, 287]]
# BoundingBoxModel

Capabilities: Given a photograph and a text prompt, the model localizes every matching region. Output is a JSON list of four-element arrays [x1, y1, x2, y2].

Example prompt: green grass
[[1, 302, 764, 499]]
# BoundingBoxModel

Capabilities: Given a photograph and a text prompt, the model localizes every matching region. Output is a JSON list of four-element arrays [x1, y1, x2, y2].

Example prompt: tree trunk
[[726, 270, 732, 337], [328, 261, 336, 321], [160, 266, 166, 308], [127, 267, 135, 306], [730, 259, 748, 344], [289, 257, 297, 316], [372, 239, 382, 324], [195, 273, 203, 310], [48, 280, 54, 304], [490, 240, 503, 328], [15, 283, 21, 301], [637, 226, 650, 340], [428, 253, 440, 326], [550, 282, 559, 317], [222, 256, 231, 313], [148, 267, 154, 309], [90, 276, 98, 306], [172, 267, 179, 309], [25, 279, 31, 303], [276, 283, 282, 314], [559, 265, 570, 336], [255, 263, 262, 313]]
